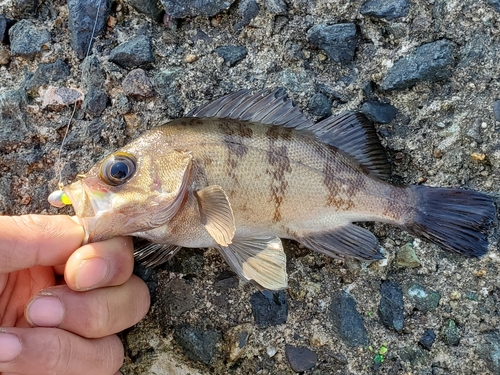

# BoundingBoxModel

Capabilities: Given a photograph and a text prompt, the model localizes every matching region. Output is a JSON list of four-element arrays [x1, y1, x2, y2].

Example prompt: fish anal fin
[[297, 224, 383, 261], [305, 112, 391, 180], [218, 236, 288, 291], [133, 242, 181, 268], [195, 185, 236, 247]]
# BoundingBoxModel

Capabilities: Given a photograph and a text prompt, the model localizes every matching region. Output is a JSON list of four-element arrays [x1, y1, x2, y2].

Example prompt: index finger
[[0, 215, 84, 273]]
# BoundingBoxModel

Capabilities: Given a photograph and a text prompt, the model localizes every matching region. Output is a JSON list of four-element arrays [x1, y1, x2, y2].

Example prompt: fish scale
[[49, 90, 496, 290]]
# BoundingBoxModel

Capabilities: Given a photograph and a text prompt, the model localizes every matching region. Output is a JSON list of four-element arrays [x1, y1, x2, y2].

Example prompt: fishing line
[[54, 0, 103, 190]]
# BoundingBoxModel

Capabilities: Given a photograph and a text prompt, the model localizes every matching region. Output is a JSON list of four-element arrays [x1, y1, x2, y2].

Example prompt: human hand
[[0, 215, 150, 375]]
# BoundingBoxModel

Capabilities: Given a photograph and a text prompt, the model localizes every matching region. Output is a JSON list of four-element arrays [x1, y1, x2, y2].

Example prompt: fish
[[48, 89, 496, 290]]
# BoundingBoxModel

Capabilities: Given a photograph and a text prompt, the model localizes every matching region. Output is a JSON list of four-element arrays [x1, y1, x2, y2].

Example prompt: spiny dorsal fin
[[217, 235, 288, 291], [186, 89, 314, 129], [303, 112, 391, 180]]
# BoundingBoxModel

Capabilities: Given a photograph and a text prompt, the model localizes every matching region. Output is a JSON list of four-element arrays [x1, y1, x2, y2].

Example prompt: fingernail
[[75, 257, 109, 290], [0, 332, 22, 362], [26, 295, 64, 327]]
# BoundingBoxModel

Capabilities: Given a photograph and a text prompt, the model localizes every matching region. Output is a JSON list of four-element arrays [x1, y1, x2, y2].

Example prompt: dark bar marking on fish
[[219, 121, 253, 180], [322, 159, 356, 211], [266, 127, 292, 222]]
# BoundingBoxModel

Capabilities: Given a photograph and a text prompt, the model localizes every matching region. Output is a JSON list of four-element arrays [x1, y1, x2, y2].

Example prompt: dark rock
[[487, 0, 500, 13], [361, 100, 398, 124], [122, 69, 155, 98], [215, 45, 248, 67], [82, 55, 106, 90], [419, 329, 436, 350], [0, 15, 16, 44], [380, 40, 455, 91], [329, 291, 369, 347], [234, 0, 259, 31], [285, 345, 317, 372], [494, 100, 500, 121], [0, 90, 28, 150], [125, 0, 165, 22], [478, 331, 500, 374], [442, 319, 460, 346], [307, 23, 357, 64], [83, 87, 108, 117], [264, 0, 288, 15], [24, 59, 71, 93], [308, 93, 332, 118], [163, 278, 195, 316], [173, 324, 220, 364], [8, 20, 50, 59], [398, 346, 428, 366], [360, 0, 410, 21], [250, 290, 288, 328], [214, 270, 239, 291], [14, 0, 38, 16], [160, 0, 237, 18], [109, 35, 155, 69], [405, 283, 441, 312], [378, 280, 404, 332], [166, 247, 204, 275], [67, 0, 111, 59]]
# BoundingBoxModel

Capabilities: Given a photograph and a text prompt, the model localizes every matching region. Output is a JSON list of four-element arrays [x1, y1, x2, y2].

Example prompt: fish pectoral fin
[[195, 185, 236, 247], [133, 242, 181, 268], [217, 236, 288, 291], [297, 224, 384, 261]]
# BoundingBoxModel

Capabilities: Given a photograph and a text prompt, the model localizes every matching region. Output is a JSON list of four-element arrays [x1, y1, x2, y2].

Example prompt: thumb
[[0, 215, 84, 274]]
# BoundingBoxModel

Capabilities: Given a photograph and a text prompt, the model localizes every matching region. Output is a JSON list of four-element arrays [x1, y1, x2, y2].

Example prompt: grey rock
[[487, 0, 500, 13], [163, 278, 195, 316], [109, 35, 155, 69], [82, 55, 106, 90], [494, 100, 500, 121], [8, 19, 50, 58], [478, 331, 500, 374], [380, 40, 455, 91], [234, 0, 259, 31], [0, 90, 28, 149], [308, 93, 332, 118], [250, 290, 288, 328], [216, 45, 248, 66], [264, 0, 288, 15], [24, 59, 71, 93], [442, 319, 460, 346], [419, 329, 436, 350], [361, 100, 398, 124], [378, 280, 404, 332], [214, 270, 239, 291], [82, 87, 108, 117], [285, 345, 317, 372], [160, 0, 236, 18], [307, 23, 357, 64], [173, 324, 220, 364], [122, 69, 155, 98], [13, 0, 38, 16], [398, 346, 428, 366], [396, 242, 422, 268], [329, 291, 369, 347], [67, 0, 111, 59], [125, 0, 165, 22], [406, 283, 440, 312], [360, 0, 410, 21]]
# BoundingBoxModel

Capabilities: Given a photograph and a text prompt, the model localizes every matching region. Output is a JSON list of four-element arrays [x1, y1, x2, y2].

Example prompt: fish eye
[[99, 152, 136, 186]]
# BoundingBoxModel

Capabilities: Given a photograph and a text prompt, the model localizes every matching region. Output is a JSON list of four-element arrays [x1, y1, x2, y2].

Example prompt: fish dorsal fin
[[217, 236, 288, 291], [303, 112, 391, 180], [186, 89, 315, 129], [195, 185, 236, 247], [296, 224, 384, 261], [134, 242, 181, 268]]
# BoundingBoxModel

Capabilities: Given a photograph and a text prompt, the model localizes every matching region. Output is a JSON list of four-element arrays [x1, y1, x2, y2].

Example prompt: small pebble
[[494, 100, 500, 121], [250, 290, 288, 328], [215, 45, 248, 67], [161, 0, 237, 18], [396, 243, 421, 268], [471, 152, 486, 161], [360, 0, 410, 21], [9, 20, 50, 59], [109, 35, 155, 69], [285, 345, 318, 372], [307, 23, 357, 64], [173, 324, 220, 364], [185, 54, 197, 63], [329, 291, 369, 347], [419, 329, 436, 350], [122, 69, 155, 98]]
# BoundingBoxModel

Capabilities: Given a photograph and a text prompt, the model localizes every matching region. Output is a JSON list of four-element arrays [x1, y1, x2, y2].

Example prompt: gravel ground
[[1, 0, 500, 374]]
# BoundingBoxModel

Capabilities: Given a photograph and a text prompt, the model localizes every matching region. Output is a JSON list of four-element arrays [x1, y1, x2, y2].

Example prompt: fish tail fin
[[402, 186, 496, 257]]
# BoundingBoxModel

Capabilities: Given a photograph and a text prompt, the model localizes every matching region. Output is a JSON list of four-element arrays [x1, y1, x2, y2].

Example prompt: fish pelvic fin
[[133, 242, 181, 268], [217, 235, 288, 291], [195, 185, 236, 247], [403, 186, 496, 257], [296, 224, 384, 261]]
